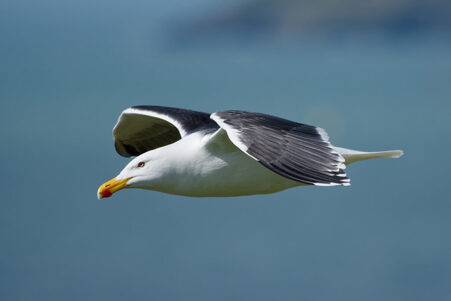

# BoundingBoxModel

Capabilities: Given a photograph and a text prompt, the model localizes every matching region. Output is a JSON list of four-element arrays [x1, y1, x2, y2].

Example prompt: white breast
[[148, 132, 303, 197]]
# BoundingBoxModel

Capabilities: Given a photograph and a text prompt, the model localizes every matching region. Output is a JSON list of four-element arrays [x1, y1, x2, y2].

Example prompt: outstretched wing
[[113, 105, 217, 157], [210, 110, 350, 186]]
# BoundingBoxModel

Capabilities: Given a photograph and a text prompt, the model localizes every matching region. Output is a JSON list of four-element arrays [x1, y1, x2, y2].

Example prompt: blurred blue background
[[1, 0, 450, 300]]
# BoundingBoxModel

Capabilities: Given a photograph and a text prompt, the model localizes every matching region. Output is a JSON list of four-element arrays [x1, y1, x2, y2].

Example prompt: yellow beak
[[97, 177, 131, 199]]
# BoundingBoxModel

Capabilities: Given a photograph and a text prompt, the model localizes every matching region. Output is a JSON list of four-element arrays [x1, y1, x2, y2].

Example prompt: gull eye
[[137, 161, 145, 168]]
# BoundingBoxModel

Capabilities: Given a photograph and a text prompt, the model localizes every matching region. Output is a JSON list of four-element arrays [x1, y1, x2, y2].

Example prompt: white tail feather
[[334, 147, 404, 165]]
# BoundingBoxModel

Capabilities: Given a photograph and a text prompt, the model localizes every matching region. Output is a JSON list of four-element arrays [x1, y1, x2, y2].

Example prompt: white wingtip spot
[[316, 127, 330, 141]]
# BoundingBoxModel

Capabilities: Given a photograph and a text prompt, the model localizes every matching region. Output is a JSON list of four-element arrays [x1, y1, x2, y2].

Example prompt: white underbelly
[[156, 147, 303, 197]]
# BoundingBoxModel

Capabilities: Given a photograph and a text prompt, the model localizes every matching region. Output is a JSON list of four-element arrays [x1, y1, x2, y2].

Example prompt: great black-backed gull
[[97, 106, 403, 198]]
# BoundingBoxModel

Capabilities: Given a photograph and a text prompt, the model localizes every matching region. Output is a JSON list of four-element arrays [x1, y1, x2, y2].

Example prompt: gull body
[[117, 131, 303, 197]]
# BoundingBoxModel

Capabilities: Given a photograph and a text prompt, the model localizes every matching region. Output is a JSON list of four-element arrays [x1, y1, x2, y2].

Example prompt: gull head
[[97, 151, 166, 199]]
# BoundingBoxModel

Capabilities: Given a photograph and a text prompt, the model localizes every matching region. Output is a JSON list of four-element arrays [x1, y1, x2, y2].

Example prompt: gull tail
[[334, 147, 404, 165]]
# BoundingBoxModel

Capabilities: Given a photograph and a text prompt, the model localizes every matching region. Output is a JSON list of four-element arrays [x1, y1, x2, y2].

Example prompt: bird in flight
[[97, 106, 403, 198]]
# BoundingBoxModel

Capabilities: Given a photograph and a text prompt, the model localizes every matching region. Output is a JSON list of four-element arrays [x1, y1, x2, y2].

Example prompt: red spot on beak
[[101, 189, 112, 198]]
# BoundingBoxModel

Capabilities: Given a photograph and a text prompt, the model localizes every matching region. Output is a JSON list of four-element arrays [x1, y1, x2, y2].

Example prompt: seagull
[[97, 106, 403, 198]]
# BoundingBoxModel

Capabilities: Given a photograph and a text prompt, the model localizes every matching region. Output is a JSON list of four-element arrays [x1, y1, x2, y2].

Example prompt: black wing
[[113, 105, 217, 157], [211, 110, 350, 186]]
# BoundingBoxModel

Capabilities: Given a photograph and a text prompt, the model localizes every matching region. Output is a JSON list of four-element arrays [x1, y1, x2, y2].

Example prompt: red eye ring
[[137, 161, 145, 168]]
